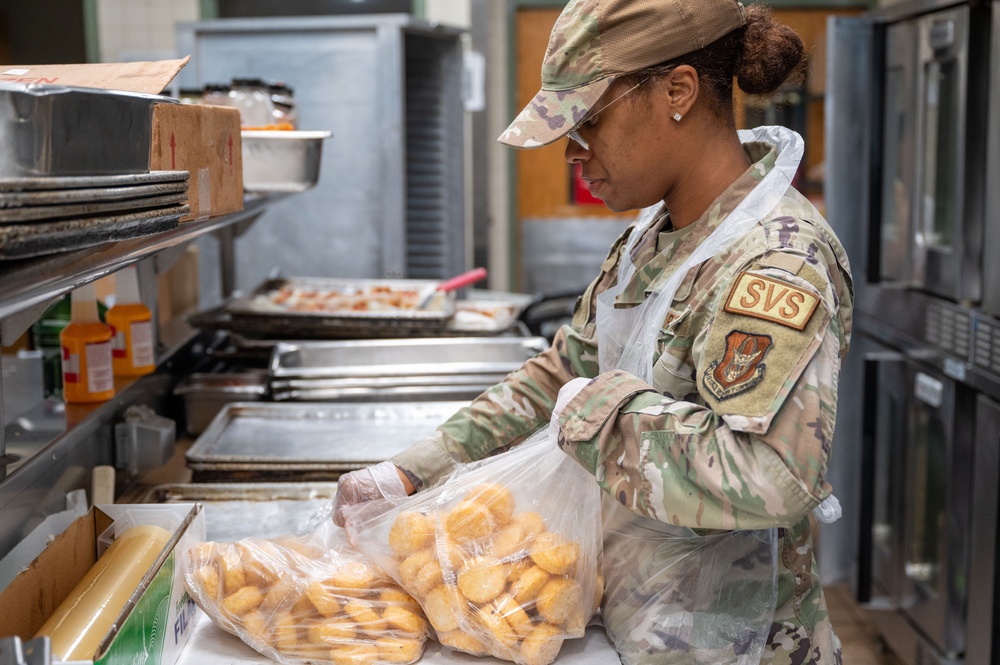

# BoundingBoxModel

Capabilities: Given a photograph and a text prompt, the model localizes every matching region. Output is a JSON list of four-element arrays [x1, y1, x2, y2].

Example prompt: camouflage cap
[[499, 0, 747, 149]]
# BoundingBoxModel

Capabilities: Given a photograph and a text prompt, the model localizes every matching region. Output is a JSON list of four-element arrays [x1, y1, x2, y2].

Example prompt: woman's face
[[564, 79, 680, 213]]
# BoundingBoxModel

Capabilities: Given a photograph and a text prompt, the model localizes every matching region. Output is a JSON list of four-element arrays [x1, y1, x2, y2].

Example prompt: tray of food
[[222, 276, 456, 338], [185, 401, 466, 482], [268, 373, 501, 402], [142, 482, 338, 541]]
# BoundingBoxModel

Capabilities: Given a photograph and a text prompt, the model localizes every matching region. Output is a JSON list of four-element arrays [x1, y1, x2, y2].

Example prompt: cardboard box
[[0, 504, 206, 665], [1, 58, 244, 222], [150, 104, 244, 222]]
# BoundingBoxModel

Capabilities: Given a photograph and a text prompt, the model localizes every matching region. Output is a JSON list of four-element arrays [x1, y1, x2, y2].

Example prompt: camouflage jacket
[[392, 140, 854, 664]]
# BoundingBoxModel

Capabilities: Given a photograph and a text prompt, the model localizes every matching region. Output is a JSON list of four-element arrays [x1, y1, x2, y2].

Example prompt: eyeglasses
[[567, 77, 649, 151]]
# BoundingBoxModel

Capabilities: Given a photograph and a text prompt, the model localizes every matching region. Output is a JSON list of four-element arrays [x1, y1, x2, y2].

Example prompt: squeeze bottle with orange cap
[[60, 283, 115, 403], [106, 265, 155, 376]]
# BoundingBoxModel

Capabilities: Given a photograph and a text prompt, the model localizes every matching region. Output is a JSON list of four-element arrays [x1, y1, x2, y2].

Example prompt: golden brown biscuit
[[529, 532, 580, 575], [474, 603, 518, 649], [389, 511, 436, 558], [235, 542, 279, 588], [379, 587, 420, 609], [398, 549, 435, 590], [446, 499, 496, 543], [382, 605, 427, 637], [413, 559, 444, 597], [307, 619, 356, 644], [505, 556, 533, 582], [467, 482, 516, 526], [219, 553, 246, 595], [457, 556, 506, 604], [329, 560, 379, 593], [329, 644, 374, 665], [519, 622, 565, 665], [509, 564, 552, 606], [438, 629, 489, 656], [342, 599, 385, 633], [222, 585, 265, 616], [272, 536, 325, 560], [378, 636, 424, 663], [423, 586, 465, 633], [271, 611, 299, 651], [493, 593, 534, 637], [512, 511, 548, 538], [306, 580, 343, 618], [593, 571, 605, 614], [196, 564, 221, 601], [535, 578, 583, 628], [492, 522, 528, 560], [260, 578, 296, 614], [242, 610, 271, 643]]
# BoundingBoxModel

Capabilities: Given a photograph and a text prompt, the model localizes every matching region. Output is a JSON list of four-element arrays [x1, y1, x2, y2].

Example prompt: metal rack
[[0, 193, 287, 561]]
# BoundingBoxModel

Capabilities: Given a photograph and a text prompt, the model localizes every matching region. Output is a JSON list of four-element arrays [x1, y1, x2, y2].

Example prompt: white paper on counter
[[176, 612, 622, 665]]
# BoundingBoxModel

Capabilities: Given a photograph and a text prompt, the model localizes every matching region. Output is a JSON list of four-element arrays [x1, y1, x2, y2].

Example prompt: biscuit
[[493, 593, 534, 637], [535, 578, 583, 628], [307, 619, 356, 644], [457, 556, 506, 604], [389, 511, 436, 558], [423, 586, 465, 633], [304, 580, 339, 617], [377, 636, 423, 663], [492, 522, 528, 560], [474, 603, 518, 650], [236, 542, 279, 588], [529, 532, 579, 575], [467, 482, 516, 526], [382, 605, 427, 637], [241, 610, 271, 643], [329, 644, 373, 665], [413, 559, 444, 597], [219, 554, 246, 594], [438, 629, 489, 656], [398, 549, 435, 590], [519, 622, 565, 665], [342, 599, 385, 633], [271, 611, 299, 651], [222, 585, 264, 616], [509, 565, 551, 606], [196, 565, 220, 601], [329, 560, 379, 593], [446, 499, 496, 543], [512, 511, 548, 538]]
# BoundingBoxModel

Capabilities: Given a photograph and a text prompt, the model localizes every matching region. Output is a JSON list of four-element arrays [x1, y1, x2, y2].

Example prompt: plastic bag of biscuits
[[182, 520, 431, 665], [345, 430, 603, 665]]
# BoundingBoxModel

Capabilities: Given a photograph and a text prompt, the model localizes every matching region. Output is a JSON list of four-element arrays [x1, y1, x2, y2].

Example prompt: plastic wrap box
[[0, 503, 206, 665]]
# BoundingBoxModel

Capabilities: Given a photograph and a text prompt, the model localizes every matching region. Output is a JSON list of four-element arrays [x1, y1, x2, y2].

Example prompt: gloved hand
[[332, 461, 410, 527], [548, 376, 592, 440]]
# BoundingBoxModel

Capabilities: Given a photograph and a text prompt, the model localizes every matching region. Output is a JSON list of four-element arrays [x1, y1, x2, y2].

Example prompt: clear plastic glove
[[332, 461, 409, 527], [812, 494, 842, 524], [548, 376, 592, 439]]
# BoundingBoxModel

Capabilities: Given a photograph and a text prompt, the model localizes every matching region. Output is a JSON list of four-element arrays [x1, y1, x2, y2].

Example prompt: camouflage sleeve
[[390, 322, 601, 490], [556, 261, 845, 531]]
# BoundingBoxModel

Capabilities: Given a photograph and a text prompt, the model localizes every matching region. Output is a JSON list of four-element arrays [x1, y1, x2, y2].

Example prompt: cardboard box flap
[[0, 57, 190, 94]]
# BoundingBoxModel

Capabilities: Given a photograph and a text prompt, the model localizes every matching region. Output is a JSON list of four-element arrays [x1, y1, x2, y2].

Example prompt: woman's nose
[[565, 137, 590, 163]]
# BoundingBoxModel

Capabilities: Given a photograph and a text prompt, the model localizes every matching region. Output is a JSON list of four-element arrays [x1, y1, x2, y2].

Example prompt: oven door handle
[[857, 350, 906, 604]]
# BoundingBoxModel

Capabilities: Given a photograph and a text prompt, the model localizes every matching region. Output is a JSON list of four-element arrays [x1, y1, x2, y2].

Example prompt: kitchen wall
[[95, 0, 199, 63]]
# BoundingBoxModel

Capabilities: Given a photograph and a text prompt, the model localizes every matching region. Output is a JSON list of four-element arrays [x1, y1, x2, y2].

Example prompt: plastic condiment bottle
[[60, 283, 115, 403], [106, 266, 155, 376]]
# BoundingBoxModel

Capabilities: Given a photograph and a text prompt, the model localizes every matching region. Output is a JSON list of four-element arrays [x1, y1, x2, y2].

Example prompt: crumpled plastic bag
[[182, 518, 431, 665], [345, 430, 603, 665]]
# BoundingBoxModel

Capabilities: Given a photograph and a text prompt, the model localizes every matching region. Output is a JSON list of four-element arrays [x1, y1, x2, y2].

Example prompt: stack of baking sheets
[[268, 336, 549, 402], [185, 401, 467, 482], [0, 170, 189, 259]]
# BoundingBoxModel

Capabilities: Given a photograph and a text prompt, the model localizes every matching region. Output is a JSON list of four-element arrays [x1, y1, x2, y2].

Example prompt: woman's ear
[[666, 65, 699, 118]]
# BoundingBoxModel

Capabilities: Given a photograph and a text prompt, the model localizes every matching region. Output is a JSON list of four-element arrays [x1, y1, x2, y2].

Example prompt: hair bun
[[736, 5, 806, 96]]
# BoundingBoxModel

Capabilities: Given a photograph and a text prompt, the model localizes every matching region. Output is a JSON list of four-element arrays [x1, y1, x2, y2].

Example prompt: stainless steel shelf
[[0, 193, 288, 322]]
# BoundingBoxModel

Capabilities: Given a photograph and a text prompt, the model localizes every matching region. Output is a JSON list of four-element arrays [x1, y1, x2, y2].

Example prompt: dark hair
[[622, 5, 806, 120]]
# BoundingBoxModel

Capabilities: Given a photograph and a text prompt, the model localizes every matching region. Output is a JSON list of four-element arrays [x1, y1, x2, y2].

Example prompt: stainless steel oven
[[860, 354, 979, 664], [876, 4, 989, 304]]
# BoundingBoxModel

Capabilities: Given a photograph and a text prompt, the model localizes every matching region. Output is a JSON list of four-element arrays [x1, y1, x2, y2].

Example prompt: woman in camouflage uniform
[[334, 1, 852, 663]]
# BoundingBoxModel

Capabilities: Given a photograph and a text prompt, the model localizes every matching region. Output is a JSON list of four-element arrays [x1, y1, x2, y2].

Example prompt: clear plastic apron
[[595, 126, 803, 665]]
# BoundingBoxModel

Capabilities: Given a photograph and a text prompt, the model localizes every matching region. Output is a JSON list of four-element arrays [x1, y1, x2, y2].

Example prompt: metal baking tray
[[173, 371, 269, 436], [0, 83, 174, 177], [269, 373, 501, 402], [270, 336, 548, 380], [185, 401, 466, 482], [223, 276, 455, 338], [142, 482, 338, 541]]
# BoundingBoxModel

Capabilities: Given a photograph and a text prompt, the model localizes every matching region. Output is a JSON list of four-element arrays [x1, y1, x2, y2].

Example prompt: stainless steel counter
[[178, 613, 622, 665]]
